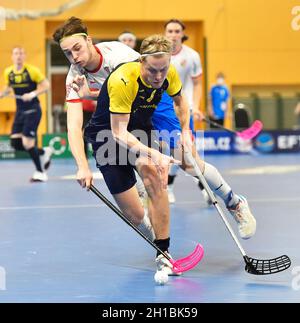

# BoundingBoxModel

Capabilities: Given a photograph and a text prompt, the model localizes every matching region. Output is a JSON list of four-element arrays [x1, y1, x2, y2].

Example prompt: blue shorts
[[152, 92, 196, 149], [12, 105, 41, 138]]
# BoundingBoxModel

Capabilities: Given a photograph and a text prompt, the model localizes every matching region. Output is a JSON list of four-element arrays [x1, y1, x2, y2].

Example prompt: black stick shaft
[[203, 117, 236, 135], [89, 184, 171, 260]]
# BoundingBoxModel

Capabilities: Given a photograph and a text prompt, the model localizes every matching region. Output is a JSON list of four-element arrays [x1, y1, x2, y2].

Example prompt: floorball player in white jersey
[[52, 17, 157, 240], [53, 17, 139, 188]]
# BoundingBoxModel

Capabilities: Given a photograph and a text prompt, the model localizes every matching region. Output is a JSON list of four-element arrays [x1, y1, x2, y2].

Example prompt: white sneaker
[[41, 147, 53, 171], [228, 195, 256, 239], [167, 184, 176, 204], [155, 252, 181, 276], [30, 171, 48, 182]]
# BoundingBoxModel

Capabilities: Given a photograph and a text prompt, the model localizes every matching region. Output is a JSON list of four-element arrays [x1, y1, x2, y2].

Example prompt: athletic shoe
[[228, 195, 256, 239], [30, 171, 48, 182], [41, 147, 53, 171], [167, 184, 176, 204], [155, 252, 182, 276]]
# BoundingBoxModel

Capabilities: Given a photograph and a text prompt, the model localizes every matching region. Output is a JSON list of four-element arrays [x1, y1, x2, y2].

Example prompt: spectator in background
[[118, 31, 137, 49], [208, 72, 230, 128]]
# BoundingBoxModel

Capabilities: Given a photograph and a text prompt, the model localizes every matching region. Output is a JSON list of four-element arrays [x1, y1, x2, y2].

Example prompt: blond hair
[[140, 34, 172, 61]]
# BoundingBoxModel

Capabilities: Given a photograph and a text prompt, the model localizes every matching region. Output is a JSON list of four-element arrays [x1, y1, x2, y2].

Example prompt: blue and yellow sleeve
[[108, 71, 137, 114], [3, 67, 12, 86]]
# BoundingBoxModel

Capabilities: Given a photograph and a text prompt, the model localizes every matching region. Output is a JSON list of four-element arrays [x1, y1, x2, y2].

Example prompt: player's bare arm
[[67, 101, 93, 188]]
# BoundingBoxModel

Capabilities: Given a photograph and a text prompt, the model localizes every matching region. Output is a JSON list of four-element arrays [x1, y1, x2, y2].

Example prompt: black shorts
[[11, 105, 42, 138], [85, 125, 160, 195]]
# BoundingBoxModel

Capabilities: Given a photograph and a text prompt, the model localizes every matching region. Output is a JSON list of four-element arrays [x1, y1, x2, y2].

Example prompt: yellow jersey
[[4, 63, 45, 110], [89, 61, 182, 132]]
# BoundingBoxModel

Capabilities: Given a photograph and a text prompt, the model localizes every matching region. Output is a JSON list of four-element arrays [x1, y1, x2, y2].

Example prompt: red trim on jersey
[[66, 99, 83, 103], [85, 46, 103, 74]]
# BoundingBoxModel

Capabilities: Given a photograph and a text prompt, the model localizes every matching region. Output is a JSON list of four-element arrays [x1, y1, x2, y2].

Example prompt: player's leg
[[10, 111, 25, 151], [154, 112, 210, 205], [179, 143, 256, 239], [38, 145, 53, 171], [152, 112, 181, 203], [33, 106, 53, 171], [136, 156, 178, 275], [189, 115, 213, 202], [137, 128, 179, 275], [136, 157, 169, 241], [100, 164, 155, 241], [22, 108, 48, 182]]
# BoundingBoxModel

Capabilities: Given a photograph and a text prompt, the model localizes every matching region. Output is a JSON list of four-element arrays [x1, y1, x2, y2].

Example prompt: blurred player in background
[[118, 31, 137, 50], [0, 47, 52, 182]]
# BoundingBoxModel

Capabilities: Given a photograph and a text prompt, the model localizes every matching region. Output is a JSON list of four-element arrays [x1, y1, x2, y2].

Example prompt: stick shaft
[[184, 150, 247, 257], [89, 184, 171, 260], [203, 117, 236, 134]]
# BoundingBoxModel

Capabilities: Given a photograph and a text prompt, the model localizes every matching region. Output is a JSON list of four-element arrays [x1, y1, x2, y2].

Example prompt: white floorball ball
[[154, 270, 169, 285]]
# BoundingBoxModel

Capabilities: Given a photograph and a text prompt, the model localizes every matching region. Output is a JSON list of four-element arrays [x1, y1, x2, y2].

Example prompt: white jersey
[[66, 41, 140, 102], [171, 44, 202, 111]]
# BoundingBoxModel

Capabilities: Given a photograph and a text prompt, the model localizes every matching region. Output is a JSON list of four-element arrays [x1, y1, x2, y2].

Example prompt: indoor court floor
[[0, 153, 299, 303]]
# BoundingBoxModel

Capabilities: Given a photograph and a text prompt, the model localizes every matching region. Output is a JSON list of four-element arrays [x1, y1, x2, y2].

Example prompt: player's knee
[[22, 137, 34, 150], [10, 138, 25, 151], [123, 205, 144, 225], [141, 165, 163, 197]]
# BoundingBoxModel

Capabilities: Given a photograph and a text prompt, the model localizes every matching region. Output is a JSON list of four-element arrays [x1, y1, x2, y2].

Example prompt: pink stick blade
[[169, 244, 204, 273], [237, 120, 263, 140]]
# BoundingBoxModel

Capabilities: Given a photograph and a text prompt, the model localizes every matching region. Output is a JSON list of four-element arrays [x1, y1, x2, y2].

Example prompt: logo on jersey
[[121, 78, 129, 86], [22, 72, 28, 82], [14, 75, 22, 84], [146, 90, 157, 103]]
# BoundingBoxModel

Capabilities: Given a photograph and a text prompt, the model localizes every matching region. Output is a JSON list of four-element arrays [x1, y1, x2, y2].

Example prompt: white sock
[[203, 162, 239, 207], [137, 210, 156, 241]]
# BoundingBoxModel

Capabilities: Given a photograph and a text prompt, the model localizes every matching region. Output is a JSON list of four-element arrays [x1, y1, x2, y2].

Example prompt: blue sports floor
[[0, 154, 299, 303]]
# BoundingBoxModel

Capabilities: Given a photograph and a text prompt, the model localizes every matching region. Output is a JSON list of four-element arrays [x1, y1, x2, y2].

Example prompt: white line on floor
[[0, 197, 299, 211], [0, 204, 105, 211]]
